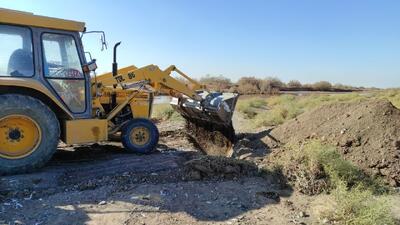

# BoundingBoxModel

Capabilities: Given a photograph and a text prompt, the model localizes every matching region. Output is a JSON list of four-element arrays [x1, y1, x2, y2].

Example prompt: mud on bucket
[[171, 92, 239, 157]]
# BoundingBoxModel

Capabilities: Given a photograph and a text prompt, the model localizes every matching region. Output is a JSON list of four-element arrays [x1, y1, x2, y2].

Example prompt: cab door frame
[[34, 27, 91, 119]]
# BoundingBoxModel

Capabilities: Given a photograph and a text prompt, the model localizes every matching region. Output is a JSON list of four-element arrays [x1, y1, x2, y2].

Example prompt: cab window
[[42, 33, 83, 78], [0, 25, 34, 77]]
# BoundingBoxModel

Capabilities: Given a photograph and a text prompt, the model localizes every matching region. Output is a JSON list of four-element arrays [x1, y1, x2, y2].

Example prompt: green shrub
[[323, 182, 394, 225], [302, 142, 365, 189], [253, 109, 285, 126], [277, 142, 388, 194], [200, 75, 232, 92], [273, 142, 395, 224], [248, 98, 267, 108], [236, 97, 267, 119], [375, 89, 400, 108], [241, 107, 258, 119], [152, 104, 182, 121], [249, 95, 303, 127]]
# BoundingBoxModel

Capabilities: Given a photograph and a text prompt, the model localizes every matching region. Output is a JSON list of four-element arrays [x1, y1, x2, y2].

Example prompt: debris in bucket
[[184, 119, 236, 157], [170, 91, 239, 157]]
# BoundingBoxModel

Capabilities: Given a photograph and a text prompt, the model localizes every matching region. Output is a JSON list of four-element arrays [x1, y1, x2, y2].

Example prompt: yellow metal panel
[[0, 8, 85, 32], [130, 98, 152, 119], [0, 77, 73, 119], [63, 119, 108, 145], [95, 65, 138, 84]]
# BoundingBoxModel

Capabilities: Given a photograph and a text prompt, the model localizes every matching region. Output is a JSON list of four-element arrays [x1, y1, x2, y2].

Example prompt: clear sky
[[1, 0, 400, 88]]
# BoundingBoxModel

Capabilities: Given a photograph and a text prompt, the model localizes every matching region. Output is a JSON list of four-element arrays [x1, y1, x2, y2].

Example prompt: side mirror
[[83, 59, 98, 73]]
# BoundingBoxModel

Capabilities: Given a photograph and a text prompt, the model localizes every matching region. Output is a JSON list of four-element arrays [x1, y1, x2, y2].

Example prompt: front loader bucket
[[171, 92, 239, 157]]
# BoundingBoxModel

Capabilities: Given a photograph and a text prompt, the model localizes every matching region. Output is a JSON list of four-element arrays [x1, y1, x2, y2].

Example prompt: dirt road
[[0, 145, 312, 225]]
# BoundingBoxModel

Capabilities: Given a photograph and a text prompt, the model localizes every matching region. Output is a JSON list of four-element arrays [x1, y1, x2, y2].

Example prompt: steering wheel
[[53, 68, 82, 78]]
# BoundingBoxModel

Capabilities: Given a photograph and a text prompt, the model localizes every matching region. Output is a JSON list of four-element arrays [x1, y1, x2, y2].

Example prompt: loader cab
[[0, 10, 91, 119]]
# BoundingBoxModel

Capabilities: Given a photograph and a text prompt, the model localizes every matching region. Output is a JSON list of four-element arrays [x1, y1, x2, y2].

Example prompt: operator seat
[[8, 49, 34, 76]]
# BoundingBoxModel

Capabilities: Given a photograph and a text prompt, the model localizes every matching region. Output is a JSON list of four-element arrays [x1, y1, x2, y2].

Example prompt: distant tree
[[238, 83, 260, 94], [237, 77, 262, 94], [259, 79, 272, 94], [200, 74, 232, 92], [287, 80, 302, 88], [229, 85, 239, 93], [312, 81, 332, 91], [234, 76, 285, 94], [237, 77, 261, 88], [265, 77, 285, 88]]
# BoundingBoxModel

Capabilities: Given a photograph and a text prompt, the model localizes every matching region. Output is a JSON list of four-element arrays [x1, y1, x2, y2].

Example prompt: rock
[[380, 168, 390, 176], [321, 218, 330, 224], [256, 191, 280, 202], [389, 179, 397, 187], [369, 160, 379, 168], [343, 139, 353, 147], [122, 172, 130, 177], [224, 165, 239, 174], [141, 195, 151, 200], [297, 211, 307, 218], [98, 201, 106, 205], [186, 170, 202, 180], [393, 140, 400, 150], [238, 153, 253, 160], [131, 195, 140, 200], [160, 189, 168, 196], [192, 164, 213, 174]]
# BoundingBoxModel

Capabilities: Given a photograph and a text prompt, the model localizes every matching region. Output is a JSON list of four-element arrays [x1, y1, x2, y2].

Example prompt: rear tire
[[121, 118, 159, 154], [0, 94, 60, 175]]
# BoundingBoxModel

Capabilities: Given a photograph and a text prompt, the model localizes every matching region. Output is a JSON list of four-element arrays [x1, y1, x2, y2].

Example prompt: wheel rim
[[0, 115, 42, 159], [129, 126, 150, 146]]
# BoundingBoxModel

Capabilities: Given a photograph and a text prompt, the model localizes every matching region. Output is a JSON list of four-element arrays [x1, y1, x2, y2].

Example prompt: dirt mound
[[183, 156, 260, 180], [265, 99, 400, 186]]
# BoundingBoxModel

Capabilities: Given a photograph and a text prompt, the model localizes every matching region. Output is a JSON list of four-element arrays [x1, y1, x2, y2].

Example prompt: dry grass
[[269, 141, 395, 224], [236, 89, 400, 128], [323, 183, 395, 225], [273, 141, 386, 195], [151, 104, 183, 121], [236, 98, 267, 119]]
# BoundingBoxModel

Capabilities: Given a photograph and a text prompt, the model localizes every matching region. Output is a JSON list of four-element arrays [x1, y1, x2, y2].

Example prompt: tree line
[[198, 75, 365, 94]]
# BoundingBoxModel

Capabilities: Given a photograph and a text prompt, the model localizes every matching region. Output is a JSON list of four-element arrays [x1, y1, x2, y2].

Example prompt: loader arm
[[93, 64, 206, 101]]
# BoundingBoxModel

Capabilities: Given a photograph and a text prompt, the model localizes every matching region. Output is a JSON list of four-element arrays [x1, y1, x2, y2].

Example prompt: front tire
[[0, 94, 60, 175], [121, 118, 159, 154]]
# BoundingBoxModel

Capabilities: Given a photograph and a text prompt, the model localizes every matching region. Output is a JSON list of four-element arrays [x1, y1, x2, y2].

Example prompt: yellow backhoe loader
[[0, 9, 238, 174]]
